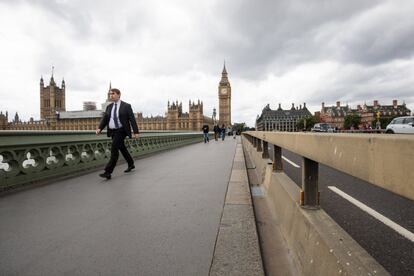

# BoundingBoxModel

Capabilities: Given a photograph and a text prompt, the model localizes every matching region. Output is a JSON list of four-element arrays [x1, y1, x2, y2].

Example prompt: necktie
[[113, 103, 119, 128]]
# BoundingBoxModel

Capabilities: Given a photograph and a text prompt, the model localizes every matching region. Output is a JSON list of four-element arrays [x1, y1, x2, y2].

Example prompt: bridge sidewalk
[[1, 136, 263, 275], [210, 139, 264, 275]]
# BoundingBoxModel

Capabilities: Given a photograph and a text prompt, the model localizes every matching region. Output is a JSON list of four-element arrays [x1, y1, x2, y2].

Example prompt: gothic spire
[[50, 66, 55, 85], [220, 62, 229, 85], [106, 81, 113, 101]]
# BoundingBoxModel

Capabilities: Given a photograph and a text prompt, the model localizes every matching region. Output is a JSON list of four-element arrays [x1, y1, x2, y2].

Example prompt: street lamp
[[212, 107, 217, 125]]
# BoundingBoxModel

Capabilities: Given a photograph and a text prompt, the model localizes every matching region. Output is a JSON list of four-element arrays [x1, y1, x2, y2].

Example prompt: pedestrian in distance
[[96, 88, 140, 179], [221, 124, 226, 141], [202, 124, 210, 143], [213, 124, 220, 141]]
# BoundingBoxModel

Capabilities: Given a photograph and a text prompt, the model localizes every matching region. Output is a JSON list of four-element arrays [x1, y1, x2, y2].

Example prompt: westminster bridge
[[0, 131, 413, 276]]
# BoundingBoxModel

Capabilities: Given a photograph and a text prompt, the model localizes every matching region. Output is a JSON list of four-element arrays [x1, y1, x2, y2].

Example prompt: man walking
[[96, 88, 139, 179], [202, 124, 209, 143], [213, 124, 220, 141], [221, 124, 226, 141]]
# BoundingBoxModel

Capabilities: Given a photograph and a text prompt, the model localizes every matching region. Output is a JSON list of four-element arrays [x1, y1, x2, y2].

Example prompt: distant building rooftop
[[59, 110, 103, 119]]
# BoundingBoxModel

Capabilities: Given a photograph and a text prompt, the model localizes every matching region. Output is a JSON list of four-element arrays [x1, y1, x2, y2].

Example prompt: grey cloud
[[200, 0, 378, 78], [319, 4, 414, 66], [35, 46, 75, 81], [307, 62, 414, 108], [340, 25, 414, 65], [196, 0, 414, 81], [22, 0, 94, 39], [18, 0, 151, 44]]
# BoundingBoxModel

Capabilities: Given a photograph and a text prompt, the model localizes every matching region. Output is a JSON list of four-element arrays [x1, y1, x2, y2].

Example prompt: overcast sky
[[1, 0, 413, 126]]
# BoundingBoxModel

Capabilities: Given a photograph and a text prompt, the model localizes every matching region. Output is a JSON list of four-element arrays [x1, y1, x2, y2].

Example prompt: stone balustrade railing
[[0, 131, 203, 190]]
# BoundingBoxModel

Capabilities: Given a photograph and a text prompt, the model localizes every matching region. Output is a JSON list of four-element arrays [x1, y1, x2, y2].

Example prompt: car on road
[[386, 116, 414, 134], [311, 123, 335, 132]]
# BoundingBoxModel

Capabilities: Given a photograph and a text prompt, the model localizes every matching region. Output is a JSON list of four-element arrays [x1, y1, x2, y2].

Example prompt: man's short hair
[[110, 88, 121, 95]]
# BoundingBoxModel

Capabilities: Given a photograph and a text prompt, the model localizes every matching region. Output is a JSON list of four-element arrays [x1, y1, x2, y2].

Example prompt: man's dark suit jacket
[[99, 101, 139, 138], [202, 125, 209, 133]]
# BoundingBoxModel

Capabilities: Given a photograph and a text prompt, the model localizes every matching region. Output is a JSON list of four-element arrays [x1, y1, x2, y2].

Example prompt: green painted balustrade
[[0, 131, 204, 190]]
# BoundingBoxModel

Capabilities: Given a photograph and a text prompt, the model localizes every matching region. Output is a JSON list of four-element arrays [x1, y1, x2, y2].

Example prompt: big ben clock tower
[[218, 63, 231, 127]]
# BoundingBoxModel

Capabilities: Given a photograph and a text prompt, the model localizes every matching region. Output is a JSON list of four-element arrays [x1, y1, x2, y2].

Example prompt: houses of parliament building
[[0, 65, 232, 132]]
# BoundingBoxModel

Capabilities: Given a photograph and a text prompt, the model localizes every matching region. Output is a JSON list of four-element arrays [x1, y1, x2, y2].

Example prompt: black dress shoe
[[124, 165, 135, 173], [99, 172, 111, 179]]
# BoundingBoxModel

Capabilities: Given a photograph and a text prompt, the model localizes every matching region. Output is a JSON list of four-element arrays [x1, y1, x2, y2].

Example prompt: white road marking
[[282, 156, 300, 168], [328, 186, 414, 242]]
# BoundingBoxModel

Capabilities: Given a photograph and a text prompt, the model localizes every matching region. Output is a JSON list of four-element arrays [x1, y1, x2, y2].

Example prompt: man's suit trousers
[[105, 129, 134, 173]]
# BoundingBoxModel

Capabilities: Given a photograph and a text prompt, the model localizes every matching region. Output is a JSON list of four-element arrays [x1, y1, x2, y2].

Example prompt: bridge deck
[[0, 138, 238, 275]]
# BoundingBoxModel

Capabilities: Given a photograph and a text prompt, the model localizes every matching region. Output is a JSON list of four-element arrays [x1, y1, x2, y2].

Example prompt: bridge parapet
[[0, 131, 202, 190], [242, 132, 392, 275], [244, 131, 414, 202]]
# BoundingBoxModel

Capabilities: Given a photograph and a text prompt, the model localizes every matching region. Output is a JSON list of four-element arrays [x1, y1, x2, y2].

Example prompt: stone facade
[[319, 101, 352, 129], [5, 75, 104, 131], [122, 66, 231, 131], [320, 100, 411, 129], [0, 111, 8, 130], [256, 103, 312, 131], [40, 75, 66, 120], [2, 67, 229, 131], [137, 100, 213, 131]]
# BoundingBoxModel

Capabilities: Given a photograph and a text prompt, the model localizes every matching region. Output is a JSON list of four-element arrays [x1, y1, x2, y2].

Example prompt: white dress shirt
[[109, 100, 123, 129]]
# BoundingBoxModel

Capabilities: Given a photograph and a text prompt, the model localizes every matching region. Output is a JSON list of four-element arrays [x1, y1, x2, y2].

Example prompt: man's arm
[[96, 107, 109, 135], [127, 104, 140, 138]]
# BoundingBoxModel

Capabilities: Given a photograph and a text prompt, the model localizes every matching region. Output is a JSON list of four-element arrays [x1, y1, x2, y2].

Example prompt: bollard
[[301, 157, 319, 208], [272, 145, 283, 172]]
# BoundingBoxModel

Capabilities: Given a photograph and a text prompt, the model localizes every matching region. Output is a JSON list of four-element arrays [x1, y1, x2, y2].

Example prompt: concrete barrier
[[242, 137, 389, 276], [245, 131, 414, 202]]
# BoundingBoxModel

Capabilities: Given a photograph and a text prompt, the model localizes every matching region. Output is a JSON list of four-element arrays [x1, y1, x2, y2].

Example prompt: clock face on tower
[[220, 88, 227, 95]]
